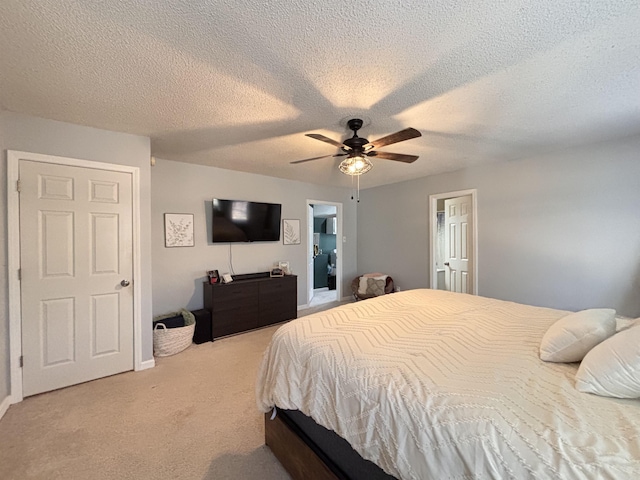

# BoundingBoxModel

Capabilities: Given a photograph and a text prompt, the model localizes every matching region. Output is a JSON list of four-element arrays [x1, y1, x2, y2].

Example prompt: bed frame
[[265, 411, 340, 480], [264, 408, 396, 480]]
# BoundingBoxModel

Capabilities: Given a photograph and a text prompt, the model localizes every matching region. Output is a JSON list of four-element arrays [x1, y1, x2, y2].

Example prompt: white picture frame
[[221, 273, 233, 283], [283, 219, 300, 245], [279, 261, 291, 275], [164, 213, 194, 247]]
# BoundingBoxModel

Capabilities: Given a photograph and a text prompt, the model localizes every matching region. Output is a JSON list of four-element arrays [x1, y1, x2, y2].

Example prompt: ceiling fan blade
[[368, 151, 419, 163], [306, 133, 352, 150], [366, 128, 422, 149], [290, 153, 347, 165]]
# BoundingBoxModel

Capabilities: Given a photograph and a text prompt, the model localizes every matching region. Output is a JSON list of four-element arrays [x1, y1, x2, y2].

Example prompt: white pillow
[[539, 308, 616, 362], [358, 276, 368, 294], [616, 316, 640, 332], [575, 325, 640, 398]]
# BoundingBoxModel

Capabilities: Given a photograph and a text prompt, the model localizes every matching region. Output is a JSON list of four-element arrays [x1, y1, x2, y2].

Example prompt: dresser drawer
[[212, 306, 259, 337], [260, 276, 295, 296], [212, 283, 259, 306], [258, 277, 297, 327]]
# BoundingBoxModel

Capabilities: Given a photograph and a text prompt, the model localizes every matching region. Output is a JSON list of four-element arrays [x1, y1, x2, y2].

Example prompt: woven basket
[[153, 309, 195, 357]]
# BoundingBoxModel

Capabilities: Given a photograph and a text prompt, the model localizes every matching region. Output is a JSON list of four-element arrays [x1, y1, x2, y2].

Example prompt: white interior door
[[444, 195, 473, 294], [19, 160, 134, 397]]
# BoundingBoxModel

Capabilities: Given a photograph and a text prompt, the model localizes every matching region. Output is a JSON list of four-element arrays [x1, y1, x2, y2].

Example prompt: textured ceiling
[[1, 1, 639, 189]]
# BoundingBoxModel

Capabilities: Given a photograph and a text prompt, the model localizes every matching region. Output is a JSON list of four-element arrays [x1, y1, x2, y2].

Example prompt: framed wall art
[[164, 213, 194, 247], [282, 219, 300, 245]]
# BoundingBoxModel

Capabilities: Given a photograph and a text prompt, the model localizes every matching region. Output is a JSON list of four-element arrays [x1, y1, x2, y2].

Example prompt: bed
[[256, 289, 640, 479]]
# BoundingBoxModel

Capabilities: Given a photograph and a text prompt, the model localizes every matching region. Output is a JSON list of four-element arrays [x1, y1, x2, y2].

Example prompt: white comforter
[[256, 289, 640, 479]]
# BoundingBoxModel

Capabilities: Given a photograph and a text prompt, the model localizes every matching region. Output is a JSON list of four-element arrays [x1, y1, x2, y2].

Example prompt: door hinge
[[17, 268, 21, 281], [19, 356, 23, 368], [16, 179, 21, 192]]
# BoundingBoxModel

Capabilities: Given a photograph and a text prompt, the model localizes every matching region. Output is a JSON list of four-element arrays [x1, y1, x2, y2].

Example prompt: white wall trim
[[306, 199, 343, 305], [130, 166, 145, 372], [7, 152, 23, 403], [7, 150, 147, 403], [0, 395, 12, 421], [428, 189, 478, 295], [138, 359, 156, 371]]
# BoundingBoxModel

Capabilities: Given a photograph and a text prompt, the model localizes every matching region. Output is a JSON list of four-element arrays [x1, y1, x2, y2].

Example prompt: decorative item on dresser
[[278, 261, 291, 275], [203, 272, 297, 339], [270, 268, 285, 278], [207, 270, 220, 284]]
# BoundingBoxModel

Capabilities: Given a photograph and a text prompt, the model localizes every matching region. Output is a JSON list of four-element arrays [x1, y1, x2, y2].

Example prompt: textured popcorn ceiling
[[1, 0, 639, 189]]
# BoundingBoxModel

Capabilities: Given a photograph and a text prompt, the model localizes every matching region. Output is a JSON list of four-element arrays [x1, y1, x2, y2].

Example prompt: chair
[[351, 274, 395, 301]]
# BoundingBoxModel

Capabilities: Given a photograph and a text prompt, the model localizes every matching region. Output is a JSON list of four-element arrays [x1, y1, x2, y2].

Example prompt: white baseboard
[[137, 359, 155, 371], [341, 295, 353, 302], [297, 303, 310, 311], [0, 395, 12, 421]]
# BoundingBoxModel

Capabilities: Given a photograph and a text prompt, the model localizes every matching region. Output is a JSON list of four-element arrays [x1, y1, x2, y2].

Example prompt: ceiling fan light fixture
[[294, 119, 421, 179], [339, 155, 372, 176]]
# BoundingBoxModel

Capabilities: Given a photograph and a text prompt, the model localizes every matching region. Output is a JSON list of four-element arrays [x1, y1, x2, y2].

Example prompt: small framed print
[[279, 261, 291, 275], [221, 273, 234, 283], [164, 213, 194, 247], [283, 219, 300, 245], [207, 270, 220, 284], [270, 268, 284, 278]]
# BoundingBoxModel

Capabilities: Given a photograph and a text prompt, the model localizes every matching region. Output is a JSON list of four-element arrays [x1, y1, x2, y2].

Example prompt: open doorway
[[306, 200, 342, 307], [429, 189, 478, 294]]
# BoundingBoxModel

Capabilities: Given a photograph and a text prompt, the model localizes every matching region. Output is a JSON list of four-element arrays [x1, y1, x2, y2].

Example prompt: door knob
[[120, 280, 131, 287], [444, 262, 450, 267]]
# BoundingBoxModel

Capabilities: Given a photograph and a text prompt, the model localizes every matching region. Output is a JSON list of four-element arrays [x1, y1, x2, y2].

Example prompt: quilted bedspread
[[256, 289, 640, 479]]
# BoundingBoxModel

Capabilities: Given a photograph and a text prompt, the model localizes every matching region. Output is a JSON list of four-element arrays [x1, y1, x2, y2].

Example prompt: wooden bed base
[[265, 411, 342, 480]]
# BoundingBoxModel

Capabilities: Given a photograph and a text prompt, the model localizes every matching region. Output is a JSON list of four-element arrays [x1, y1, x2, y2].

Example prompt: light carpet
[[309, 288, 338, 307], [0, 300, 348, 480]]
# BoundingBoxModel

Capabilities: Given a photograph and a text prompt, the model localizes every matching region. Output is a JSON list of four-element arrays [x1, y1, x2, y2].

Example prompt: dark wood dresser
[[203, 273, 297, 338]]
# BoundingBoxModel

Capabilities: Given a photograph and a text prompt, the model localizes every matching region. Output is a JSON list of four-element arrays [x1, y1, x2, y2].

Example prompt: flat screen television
[[212, 199, 281, 242]]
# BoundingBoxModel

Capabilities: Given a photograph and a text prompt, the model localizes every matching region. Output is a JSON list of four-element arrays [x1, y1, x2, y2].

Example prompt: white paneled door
[[19, 160, 134, 397], [444, 195, 473, 294]]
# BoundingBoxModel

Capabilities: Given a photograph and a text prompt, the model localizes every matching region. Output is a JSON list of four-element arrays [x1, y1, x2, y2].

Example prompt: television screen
[[212, 199, 281, 242]]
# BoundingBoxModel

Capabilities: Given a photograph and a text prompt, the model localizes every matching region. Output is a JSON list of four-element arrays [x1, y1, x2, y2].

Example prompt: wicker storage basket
[[153, 309, 195, 357]]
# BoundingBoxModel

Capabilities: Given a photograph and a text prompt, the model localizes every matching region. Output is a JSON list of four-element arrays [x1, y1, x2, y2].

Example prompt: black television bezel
[[211, 198, 282, 243]]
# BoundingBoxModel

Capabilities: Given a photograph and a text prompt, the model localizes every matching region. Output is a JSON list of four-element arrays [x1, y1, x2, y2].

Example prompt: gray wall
[[358, 135, 640, 317], [151, 158, 357, 315], [0, 111, 154, 403]]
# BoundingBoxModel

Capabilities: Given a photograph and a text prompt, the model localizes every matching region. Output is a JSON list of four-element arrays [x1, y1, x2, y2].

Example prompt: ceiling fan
[[291, 118, 422, 175]]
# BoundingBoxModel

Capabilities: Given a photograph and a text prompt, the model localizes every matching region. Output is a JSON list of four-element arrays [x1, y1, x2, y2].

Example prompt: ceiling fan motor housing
[[347, 118, 364, 132], [343, 118, 368, 153], [342, 136, 369, 152]]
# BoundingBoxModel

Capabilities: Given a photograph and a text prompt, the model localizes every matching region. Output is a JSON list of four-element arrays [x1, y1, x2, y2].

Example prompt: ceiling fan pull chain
[[350, 174, 355, 200]]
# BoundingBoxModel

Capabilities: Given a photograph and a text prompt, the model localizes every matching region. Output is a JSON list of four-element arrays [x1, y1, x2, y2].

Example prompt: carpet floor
[[0, 300, 348, 480]]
